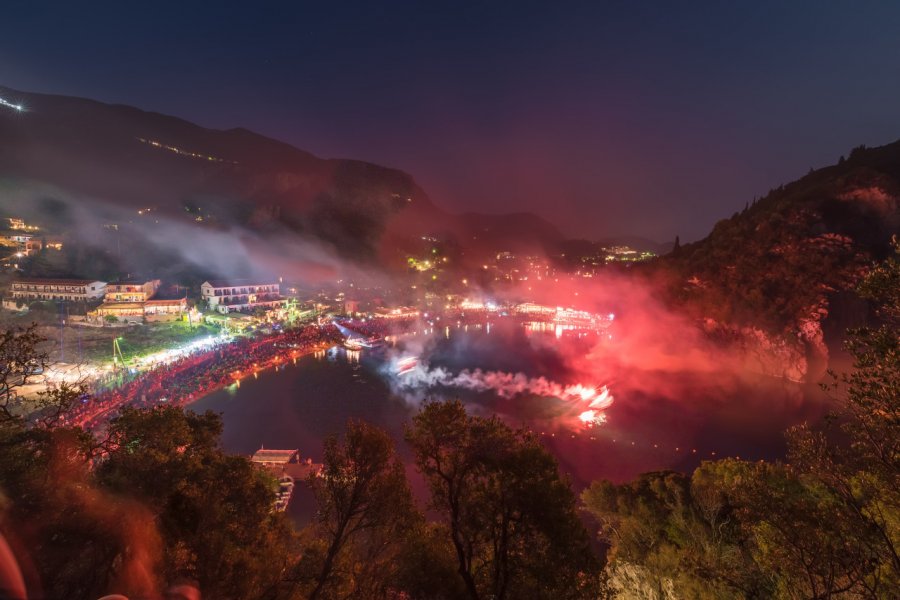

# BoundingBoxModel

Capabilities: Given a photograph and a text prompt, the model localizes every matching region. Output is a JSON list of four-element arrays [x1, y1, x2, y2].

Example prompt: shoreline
[[176, 341, 333, 407], [69, 323, 344, 430]]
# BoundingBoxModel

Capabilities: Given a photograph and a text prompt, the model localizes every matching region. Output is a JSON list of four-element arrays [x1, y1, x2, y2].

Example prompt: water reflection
[[193, 324, 833, 506]]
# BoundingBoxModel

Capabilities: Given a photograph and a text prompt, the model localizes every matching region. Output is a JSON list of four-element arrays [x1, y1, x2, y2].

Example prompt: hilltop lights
[[0, 97, 24, 112]]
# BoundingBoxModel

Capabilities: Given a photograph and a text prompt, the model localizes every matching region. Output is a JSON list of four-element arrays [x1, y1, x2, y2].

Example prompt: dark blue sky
[[2, 1, 900, 241]]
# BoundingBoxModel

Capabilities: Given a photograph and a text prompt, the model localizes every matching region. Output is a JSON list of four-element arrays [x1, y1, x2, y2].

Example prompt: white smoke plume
[[384, 356, 613, 425]]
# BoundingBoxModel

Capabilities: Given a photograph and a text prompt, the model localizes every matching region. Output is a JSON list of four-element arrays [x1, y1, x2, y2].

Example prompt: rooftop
[[204, 279, 279, 288], [108, 278, 159, 286], [251, 448, 299, 464], [144, 297, 187, 306], [14, 278, 105, 286]]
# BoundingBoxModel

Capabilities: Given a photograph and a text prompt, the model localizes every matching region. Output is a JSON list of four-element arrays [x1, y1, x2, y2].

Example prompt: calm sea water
[[191, 323, 833, 521]]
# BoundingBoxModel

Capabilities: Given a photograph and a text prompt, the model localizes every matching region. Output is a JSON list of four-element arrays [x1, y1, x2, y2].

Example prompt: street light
[[113, 337, 126, 368]]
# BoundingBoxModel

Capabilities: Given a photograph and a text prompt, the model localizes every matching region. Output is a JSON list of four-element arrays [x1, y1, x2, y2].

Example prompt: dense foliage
[[656, 143, 900, 332], [0, 327, 601, 599], [292, 420, 419, 599], [1, 238, 898, 598], [585, 243, 900, 598], [0, 405, 298, 599], [97, 407, 299, 599], [406, 400, 602, 600]]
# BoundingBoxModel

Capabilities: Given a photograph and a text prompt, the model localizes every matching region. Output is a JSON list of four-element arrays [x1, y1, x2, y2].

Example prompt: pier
[[251, 448, 322, 512]]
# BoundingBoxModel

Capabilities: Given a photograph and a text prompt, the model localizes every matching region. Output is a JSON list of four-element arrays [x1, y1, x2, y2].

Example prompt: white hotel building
[[200, 279, 283, 314], [10, 278, 107, 302]]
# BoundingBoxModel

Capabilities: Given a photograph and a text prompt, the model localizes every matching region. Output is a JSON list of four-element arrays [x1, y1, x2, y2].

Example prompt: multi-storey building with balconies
[[105, 279, 161, 303], [200, 279, 284, 314], [10, 278, 107, 303]]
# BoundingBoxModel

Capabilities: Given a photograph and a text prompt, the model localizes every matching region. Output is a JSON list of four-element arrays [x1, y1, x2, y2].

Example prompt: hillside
[[3, 84, 897, 380], [654, 141, 900, 379], [0, 85, 562, 267]]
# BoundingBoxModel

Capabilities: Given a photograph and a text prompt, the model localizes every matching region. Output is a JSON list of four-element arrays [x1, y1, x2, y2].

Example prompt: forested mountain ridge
[[585, 233, 900, 600], [652, 141, 900, 380], [0, 85, 564, 264]]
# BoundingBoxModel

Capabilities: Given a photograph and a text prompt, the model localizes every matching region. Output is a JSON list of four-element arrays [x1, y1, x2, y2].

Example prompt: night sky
[[2, 1, 900, 242]]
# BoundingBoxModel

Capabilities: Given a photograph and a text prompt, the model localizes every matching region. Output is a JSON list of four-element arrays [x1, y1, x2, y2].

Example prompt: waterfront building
[[92, 280, 187, 322], [105, 279, 160, 302], [201, 279, 284, 314], [374, 306, 420, 319], [143, 297, 188, 317], [93, 302, 145, 318], [92, 297, 188, 322], [513, 302, 556, 317], [10, 278, 107, 302]]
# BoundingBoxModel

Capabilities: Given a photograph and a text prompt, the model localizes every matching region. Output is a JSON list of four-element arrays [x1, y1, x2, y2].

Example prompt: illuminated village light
[[0, 97, 24, 111]]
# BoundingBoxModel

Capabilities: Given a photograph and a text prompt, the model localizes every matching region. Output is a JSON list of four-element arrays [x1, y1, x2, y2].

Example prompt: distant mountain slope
[[0, 85, 562, 262], [457, 212, 565, 254], [653, 141, 900, 379]]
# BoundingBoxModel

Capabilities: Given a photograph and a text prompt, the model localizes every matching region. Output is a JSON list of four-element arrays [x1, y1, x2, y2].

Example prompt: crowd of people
[[63, 322, 344, 430], [47, 313, 438, 431], [338, 316, 417, 338]]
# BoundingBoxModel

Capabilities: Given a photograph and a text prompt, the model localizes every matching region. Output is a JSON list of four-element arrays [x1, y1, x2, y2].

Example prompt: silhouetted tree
[[302, 420, 416, 600], [97, 407, 298, 600], [787, 239, 900, 595], [407, 400, 601, 600], [584, 244, 900, 598], [0, 324, 48, 423]]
